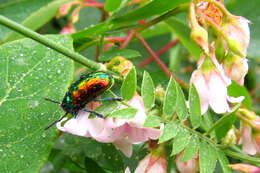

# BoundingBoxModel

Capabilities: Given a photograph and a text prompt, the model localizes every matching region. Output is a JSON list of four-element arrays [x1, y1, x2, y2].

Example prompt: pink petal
[[208, 72, 230, 114], [191, 70, 210, 114], [113, 138, 133, 158]]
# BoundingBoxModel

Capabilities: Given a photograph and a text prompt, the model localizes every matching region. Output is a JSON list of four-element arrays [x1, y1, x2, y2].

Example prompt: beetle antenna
[[44, 113, 68, 130], [45, 98, 61, 104]]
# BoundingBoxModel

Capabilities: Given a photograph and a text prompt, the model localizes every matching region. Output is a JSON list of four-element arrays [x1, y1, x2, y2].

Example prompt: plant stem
[[135, 33, 188, 89], [0, 15, 102, 71], [139, 39, 179, 67], [225, 149, 260, 166]]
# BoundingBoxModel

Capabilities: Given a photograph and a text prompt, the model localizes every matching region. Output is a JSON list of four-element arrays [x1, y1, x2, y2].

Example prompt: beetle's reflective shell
[[61, 71, 114, 115]]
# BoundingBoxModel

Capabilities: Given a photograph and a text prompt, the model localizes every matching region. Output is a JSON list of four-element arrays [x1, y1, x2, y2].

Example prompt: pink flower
[[56, 94, 162, 157], [240, 123, 260, 155], [176, 152, 199, 173], [134, 153, 167, 173], [229, 163, 260, 173], [191, 55, 243, 114]]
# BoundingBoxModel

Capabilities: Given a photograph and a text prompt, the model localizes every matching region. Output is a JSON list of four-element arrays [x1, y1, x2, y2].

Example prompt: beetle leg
[[94, 97, 123, 102], [81, 108, 105, 118]]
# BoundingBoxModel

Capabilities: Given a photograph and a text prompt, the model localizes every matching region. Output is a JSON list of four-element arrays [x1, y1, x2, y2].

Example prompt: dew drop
[[20, 154, 24, 158]]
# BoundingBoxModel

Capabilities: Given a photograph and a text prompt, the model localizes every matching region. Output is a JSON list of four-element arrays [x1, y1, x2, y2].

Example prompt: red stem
[[83, 2, 104, 9], [135, 33, 187, 87], [139, 39, 179, 67], [120, 30, 135, 49], [104, 37, 126, 43]]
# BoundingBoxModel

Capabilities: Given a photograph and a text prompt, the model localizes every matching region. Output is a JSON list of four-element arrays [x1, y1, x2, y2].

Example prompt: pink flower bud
[[229, 163, 260, 173], [60, 24, 76, 34], [223, 53, 248, 85], [189, 2, 209, 54], [222, 16, 250, 58], [56, 1, 81, 19], [176, 152, 199, 173], [135, 153, 167, 173]]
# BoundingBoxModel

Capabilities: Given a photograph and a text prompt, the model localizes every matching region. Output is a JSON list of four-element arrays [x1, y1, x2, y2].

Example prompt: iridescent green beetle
[[45, 71, 122, 130]]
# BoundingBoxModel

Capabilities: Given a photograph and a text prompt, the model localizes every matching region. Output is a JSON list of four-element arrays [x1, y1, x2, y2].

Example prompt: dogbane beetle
[[44, 71, 122, 130]]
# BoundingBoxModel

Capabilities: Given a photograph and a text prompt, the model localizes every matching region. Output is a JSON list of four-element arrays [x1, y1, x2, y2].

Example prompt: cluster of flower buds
[[189, 0, 250, 114]]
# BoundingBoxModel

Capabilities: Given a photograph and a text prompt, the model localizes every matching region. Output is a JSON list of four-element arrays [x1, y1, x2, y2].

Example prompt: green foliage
[[0, 0, 70, 43], [121, 67, 136, 101], [144, 115, 162, 128], [105, 0, 123, 12], [0, 35, 73, 173], [189, 84, 201, 128], [141, 71, 155, 110], [199, 141, 217, 173], [163, 77, 177, 119], [99, 49, 141, 61], [175, 84, 188, 121]]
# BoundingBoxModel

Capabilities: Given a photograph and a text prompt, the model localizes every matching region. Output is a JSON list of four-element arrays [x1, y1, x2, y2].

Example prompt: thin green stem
[[0, 15, 101, 70], [225, 149, 260, 166]]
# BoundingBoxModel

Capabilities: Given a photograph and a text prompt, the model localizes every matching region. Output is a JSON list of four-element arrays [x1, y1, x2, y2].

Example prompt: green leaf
[[121, 67, 136, 101], [110, 107, 137, 119], [163, 77, 177, 119], [171, 129, 191, 155], [199, 142, 217, 173], [176, 84, 188, 121], [141, 71, 155, 110], [158, 123, 179, 144], [99, 49, 141, 62], [216, 148, 232, 173], [189, 84, 201, 128], [181, 135, 200, 162], [84, 157, 106, 173], [72, 22, 109, 40], [62, 134, 125, 172], [0, 35, 74, 173], [228, 81, 252, 109], [144, 115, 162, 128], [112, 0, 189, 26], [165, 17, 202, 60], [0, 0, 70, 42], [214, 111, 238, 141], [105, 0, 123, 12]]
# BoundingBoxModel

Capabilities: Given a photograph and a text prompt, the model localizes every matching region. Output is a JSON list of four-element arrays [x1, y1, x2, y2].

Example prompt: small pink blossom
[[240, 123, 260, 155], [176, 152, 199, 173], [134, 153, 167, 173], [191, 55, 243, 114], [57, 94, 162, 157], [229, 163, 260, 173]]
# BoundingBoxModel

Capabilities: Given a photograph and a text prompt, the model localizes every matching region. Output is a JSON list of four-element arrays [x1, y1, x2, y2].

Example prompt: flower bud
[[229, 163, 260, 173], [222, 16, 250, 58], [106, 56, 134, 78], [60, 24, 76, 34], [155, 85, 165, 103], [223, 53, 248, 85], [189, 3, 209, 54], [176, 152, 199, 173], [221, 127, 237, 146], [56, 1, 81, 19], [70, 6, 81, 24]]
